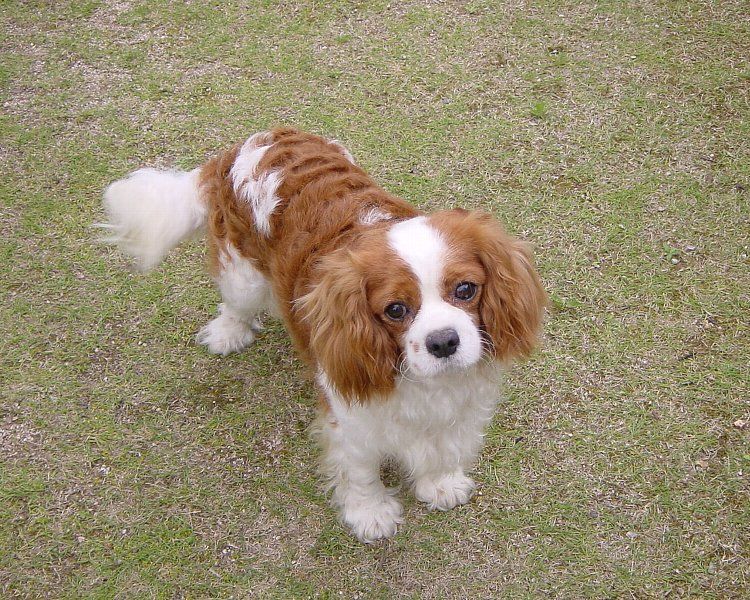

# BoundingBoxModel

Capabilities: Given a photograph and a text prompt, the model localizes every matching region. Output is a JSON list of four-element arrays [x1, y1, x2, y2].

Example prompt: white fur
[[316, 365, 501, 542], [230, 132, 282, 237], [229, 132, 270, 187], [197, 244, 274, 355], [388, 217, 484, 377], [359, 207, 391, 225], [100, 167, 205, 271], [329, 139, 355, 163]]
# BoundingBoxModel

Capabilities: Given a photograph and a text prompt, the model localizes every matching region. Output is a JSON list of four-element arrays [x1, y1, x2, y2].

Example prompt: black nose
[[425, 328, 460, 358]]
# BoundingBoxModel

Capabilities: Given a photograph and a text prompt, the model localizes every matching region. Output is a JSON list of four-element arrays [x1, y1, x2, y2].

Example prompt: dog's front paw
[[414, 473, 476, 511], [196, 314, 256, 355], [341, 493, 403, 543]]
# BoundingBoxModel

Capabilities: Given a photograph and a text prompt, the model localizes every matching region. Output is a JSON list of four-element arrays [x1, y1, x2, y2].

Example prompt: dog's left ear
[[466, 211, 547, 362]]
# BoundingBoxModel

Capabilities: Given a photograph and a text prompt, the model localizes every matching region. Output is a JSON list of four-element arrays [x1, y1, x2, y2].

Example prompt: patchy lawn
[[1, 0, 748, 597]]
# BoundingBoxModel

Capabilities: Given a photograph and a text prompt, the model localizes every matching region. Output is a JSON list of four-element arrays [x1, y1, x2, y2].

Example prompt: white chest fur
[[315, 364, 503, 542]]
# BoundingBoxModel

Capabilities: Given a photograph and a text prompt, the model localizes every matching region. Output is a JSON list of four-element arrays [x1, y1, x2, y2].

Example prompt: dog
[[100, 127, 546, 542]]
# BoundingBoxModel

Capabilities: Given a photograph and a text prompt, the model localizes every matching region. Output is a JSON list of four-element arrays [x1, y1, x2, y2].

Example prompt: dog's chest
[[327, 365, 503, 446], [385, 368, 501, 431]]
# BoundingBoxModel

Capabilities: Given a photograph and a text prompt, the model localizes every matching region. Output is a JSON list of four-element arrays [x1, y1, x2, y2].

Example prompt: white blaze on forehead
[[230, 131, 282, 237], [387, 216, 446, 300]]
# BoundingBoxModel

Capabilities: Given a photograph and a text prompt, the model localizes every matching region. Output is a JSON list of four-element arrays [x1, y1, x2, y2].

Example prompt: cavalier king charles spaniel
[[102, 128, 546, 542]]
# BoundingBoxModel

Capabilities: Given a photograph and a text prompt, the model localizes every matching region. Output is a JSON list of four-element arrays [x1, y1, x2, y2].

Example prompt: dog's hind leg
[[197, 243, 273, 356]]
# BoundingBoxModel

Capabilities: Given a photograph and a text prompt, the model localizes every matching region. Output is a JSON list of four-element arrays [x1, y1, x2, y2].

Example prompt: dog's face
[[298, 210, 546, 401], [372, 215, 487, 379]]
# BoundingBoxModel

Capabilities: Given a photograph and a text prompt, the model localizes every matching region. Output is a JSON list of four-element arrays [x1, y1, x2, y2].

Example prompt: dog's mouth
[[398, 353, 479, 380]]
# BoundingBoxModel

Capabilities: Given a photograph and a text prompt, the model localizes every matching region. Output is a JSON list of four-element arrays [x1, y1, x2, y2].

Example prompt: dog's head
[[297, 210, 546, 401]]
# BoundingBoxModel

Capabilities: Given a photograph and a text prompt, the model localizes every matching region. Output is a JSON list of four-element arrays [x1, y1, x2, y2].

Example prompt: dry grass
[[1, 0, 748, 597]]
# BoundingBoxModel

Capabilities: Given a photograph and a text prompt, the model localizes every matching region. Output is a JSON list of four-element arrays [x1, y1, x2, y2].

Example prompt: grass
[[1, 0, 748, 597]]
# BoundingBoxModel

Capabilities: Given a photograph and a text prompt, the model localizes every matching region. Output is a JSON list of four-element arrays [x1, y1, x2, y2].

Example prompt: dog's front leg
[[402, 413, 489, 512], [401, 436, 478, 512], [316, 409, 403, 543]]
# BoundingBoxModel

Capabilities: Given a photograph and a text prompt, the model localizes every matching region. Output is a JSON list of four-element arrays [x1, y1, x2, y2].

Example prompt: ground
[[1, 0, 748, 598]]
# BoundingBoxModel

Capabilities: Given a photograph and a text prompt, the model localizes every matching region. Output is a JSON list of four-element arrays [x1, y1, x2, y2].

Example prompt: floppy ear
[[295, 250, 398, 402], [469, 212, 547, 362]]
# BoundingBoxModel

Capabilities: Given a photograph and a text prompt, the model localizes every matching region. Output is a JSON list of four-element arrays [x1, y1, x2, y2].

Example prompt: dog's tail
[[97, 167, 207, 271]]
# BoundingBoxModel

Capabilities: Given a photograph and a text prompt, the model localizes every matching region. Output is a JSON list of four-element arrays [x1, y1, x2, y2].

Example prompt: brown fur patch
[[198, 128, 419, 400]]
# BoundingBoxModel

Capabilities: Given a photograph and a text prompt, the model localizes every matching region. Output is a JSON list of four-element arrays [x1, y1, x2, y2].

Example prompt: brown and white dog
[[101, 128, 546, 542]]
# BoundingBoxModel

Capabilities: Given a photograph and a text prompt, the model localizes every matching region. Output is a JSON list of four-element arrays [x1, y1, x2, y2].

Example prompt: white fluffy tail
[[99, 167, 206, 271]]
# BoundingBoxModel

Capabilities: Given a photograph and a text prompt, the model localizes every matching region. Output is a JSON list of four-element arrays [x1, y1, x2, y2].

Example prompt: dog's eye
[[384, 302, 408, 321], [454, 282, 477, 301]]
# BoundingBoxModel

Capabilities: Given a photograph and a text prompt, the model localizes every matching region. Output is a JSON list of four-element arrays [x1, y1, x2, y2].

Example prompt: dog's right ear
[[295, 249, 398, 403], [468, 212, 547, 362]]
